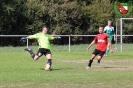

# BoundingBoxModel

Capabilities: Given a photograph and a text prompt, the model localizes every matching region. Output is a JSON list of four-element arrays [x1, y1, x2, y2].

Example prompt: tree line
[[0, 0, 133, 46]]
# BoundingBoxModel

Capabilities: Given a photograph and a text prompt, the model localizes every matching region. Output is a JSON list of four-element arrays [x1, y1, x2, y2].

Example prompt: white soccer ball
[[44, 64, 51, 70]]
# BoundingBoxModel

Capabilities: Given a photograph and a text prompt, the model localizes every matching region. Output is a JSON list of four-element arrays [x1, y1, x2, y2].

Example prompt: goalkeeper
[[21, 26, 61, 69], [104, 20, 116, 56]]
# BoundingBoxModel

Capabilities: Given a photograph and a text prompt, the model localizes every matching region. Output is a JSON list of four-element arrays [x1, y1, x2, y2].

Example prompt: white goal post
[[116, 18, 133, 52]]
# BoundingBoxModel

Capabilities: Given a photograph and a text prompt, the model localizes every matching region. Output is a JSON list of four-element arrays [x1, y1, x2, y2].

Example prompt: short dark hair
[[42, 26, 48, 30]]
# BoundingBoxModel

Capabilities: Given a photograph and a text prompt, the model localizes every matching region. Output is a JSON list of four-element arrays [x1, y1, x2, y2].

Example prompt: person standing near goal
[[86, 26, 113, 68], [20, 26, 61, 70], [104, 20, 116, 56]]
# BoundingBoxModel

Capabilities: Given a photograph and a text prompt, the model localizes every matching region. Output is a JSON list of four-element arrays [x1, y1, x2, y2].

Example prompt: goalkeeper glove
[[55, 36, 61, 39], [20, 37, 27, 41]]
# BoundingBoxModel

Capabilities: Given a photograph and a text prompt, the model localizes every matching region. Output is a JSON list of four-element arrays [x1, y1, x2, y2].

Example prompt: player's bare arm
[[87, 40, 96, 50]]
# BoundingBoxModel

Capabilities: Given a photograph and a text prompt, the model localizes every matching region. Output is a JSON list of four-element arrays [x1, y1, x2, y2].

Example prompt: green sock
[[105, 49, 109, 55]]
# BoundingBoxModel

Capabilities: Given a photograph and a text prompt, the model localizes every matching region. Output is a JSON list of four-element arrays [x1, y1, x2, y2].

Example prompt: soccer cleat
[[86, 66, 91, 69], [97, 60, 100, 65], [97, 62, 100, 65], [24, 48, 32, 52]]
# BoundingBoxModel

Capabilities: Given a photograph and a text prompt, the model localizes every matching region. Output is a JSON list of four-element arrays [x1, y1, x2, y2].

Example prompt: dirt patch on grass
[[56, 59, 133, 71], [57, 59, 133, 64], [57, 60, 88, 63], [0, 82, 32, 88]]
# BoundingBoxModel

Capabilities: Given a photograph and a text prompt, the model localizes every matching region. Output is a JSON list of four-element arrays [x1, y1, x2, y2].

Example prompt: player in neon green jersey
[[104, 20, 116, 56], [20, 26, 61, 70]]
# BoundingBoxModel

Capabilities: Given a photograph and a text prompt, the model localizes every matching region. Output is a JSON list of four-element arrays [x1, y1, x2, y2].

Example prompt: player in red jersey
[[86, 26, 113, 68]]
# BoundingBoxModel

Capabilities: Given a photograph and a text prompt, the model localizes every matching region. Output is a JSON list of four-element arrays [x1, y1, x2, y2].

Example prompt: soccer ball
[[44, 64, 51, 70]]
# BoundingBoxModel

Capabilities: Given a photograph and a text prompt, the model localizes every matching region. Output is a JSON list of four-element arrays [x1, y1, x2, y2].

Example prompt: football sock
[[31, 54, 35, 59], [105, 49, 109, 55], [47, 59, 52, 66], [98, 60, 100, 63], [88, 60, 93, 67], [29, 51, 35, 59]]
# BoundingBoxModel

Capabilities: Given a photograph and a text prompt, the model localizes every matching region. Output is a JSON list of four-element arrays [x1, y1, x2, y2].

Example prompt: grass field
[[0, 44, 133, 88]]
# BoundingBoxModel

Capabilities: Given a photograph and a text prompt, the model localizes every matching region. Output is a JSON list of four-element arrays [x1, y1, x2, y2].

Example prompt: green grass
[[0, 45, 133, 88], [0, 43, 133, 52]]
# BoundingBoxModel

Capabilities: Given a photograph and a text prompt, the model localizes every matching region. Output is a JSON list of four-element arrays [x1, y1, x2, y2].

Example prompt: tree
[[41, 0, 82, 35], [81, 0, 115, 34]]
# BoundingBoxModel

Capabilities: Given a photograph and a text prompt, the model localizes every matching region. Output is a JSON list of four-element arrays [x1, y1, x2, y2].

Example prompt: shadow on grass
[[96, 64, 129, 69], [40, 68, 59, 71], [40, 68, 73, 71], [103, 66, 128, 68]]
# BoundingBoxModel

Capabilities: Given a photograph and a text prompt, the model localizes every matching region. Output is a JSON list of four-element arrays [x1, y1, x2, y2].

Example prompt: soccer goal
[[116, 18, 133, 52]]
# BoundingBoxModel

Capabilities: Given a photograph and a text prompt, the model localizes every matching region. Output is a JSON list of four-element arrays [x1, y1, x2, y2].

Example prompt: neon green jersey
[[29, 32, 54, 49]]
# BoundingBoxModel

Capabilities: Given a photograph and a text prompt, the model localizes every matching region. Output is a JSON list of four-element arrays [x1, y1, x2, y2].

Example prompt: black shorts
[[36, 48, 52, 57], [92, 49, 105, 57]]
